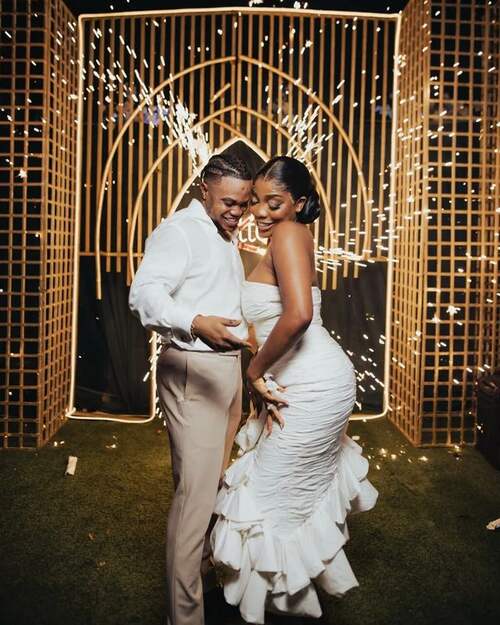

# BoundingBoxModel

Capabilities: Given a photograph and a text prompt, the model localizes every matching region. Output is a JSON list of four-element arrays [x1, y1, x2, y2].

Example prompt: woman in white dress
[[211, 156, 378, 623]]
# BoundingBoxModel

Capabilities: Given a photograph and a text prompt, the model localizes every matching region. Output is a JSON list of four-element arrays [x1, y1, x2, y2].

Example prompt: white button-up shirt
[[129, 198, 247, 351]]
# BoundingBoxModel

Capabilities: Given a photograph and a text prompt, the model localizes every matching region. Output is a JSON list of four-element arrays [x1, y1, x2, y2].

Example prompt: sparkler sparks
[[282, 104, 332, 163], [161, 91, 212, 169]]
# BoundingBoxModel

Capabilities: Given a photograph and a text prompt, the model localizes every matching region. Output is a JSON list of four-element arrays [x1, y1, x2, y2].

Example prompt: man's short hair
[[200, 153, 253, 184]]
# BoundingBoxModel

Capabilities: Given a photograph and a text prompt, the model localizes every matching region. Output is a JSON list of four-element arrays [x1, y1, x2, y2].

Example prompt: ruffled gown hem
[[210, 431, 378, 624]]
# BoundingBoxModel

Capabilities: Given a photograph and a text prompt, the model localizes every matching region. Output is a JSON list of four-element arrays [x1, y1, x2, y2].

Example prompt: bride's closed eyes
[[251, 194, 283, 210]]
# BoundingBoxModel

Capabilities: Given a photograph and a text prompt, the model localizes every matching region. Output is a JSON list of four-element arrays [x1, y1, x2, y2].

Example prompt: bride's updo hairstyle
[[255, 156, 321, 224]]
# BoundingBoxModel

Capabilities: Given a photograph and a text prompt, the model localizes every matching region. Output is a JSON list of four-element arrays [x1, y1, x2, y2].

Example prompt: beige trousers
[[156, 345, 242, 625]]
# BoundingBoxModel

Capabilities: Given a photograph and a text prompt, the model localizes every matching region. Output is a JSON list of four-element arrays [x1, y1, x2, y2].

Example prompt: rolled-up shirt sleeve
[[128, 221, 196, 341]]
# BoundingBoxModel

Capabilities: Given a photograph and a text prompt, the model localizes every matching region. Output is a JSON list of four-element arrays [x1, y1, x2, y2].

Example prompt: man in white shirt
[[129, 153, 253, 625]]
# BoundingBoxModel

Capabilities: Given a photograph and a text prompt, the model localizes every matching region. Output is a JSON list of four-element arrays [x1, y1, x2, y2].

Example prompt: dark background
[[65, 1, 408, 18]]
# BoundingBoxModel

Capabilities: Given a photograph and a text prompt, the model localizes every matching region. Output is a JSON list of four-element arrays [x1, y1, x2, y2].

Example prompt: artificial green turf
[[1, 416, 499, 625]]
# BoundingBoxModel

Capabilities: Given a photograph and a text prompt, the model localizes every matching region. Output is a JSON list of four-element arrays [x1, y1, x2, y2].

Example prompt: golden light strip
[[69, 14, 86, 418], [74, 7, 399, 426], [79, 7, 400, 20]]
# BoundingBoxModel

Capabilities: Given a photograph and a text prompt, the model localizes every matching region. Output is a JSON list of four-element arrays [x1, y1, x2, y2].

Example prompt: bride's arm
[[246, 221, 314, 382]]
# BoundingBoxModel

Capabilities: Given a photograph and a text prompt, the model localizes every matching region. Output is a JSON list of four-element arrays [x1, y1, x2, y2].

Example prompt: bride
[[210, 156, 378, 623]]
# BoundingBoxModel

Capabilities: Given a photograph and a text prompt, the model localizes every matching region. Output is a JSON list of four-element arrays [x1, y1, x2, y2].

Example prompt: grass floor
[[1, 416, 500, 625]]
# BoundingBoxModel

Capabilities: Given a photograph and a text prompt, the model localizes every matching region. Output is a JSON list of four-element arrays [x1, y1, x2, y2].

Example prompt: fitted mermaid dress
[[210, 281, 378, 623]]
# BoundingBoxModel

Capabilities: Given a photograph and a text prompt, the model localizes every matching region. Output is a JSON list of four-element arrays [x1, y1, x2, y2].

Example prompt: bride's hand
[[247, 376, 287, 406], [248, 390, 286, 436], [247, 398, 283, 437], [246, 367, 288, 434], [264, 404, 285, 436]]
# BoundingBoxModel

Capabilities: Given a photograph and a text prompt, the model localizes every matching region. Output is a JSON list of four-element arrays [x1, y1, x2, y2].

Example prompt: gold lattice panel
[[389, 0, 499, 446], [0, 0, 78, 449]]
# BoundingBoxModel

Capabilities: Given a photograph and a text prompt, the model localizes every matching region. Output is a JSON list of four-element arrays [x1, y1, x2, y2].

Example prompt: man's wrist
[[190, 314, 203, 340]]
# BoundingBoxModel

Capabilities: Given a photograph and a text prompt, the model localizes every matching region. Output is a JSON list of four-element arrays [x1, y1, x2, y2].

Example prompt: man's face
[[201, 176, 252, 239]]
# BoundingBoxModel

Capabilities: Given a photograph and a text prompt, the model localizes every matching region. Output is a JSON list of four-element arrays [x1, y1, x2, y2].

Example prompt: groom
[[129, 153, 253, 625]]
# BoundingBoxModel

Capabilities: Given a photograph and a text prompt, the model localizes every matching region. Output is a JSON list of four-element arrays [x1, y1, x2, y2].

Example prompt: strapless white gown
[[211, 281, 378, 623]]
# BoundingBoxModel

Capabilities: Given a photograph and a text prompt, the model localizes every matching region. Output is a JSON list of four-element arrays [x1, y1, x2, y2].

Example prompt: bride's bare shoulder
[[271, 220, 314, 247]]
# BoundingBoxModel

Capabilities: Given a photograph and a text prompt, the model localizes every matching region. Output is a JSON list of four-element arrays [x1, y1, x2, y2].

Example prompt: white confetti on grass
[[486, 518, 500, 531]]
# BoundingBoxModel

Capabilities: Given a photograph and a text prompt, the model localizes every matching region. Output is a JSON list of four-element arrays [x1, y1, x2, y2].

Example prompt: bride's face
[[251, 176, 305, 238]]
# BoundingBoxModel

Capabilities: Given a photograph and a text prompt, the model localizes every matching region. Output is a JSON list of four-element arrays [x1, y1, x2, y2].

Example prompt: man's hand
[[191, 315, 251, 351]]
